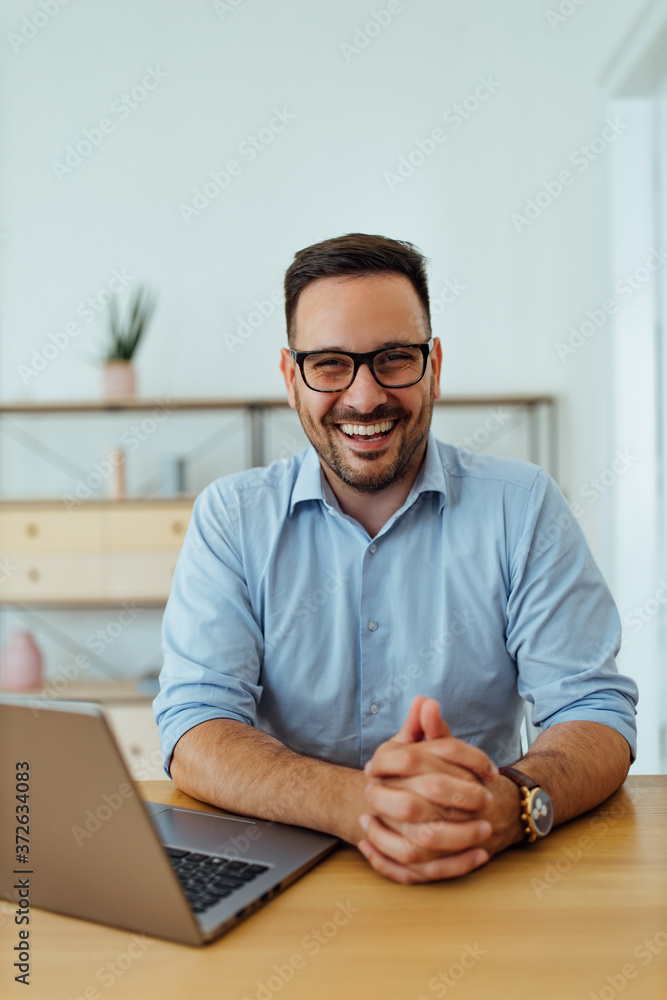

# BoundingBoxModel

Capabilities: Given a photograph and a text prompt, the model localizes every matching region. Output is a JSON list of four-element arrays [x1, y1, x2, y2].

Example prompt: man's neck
[[321, 444, 427, 538]]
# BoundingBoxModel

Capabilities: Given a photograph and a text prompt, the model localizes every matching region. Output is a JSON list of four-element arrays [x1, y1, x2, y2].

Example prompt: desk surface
[[2, 775, 665, 1000]]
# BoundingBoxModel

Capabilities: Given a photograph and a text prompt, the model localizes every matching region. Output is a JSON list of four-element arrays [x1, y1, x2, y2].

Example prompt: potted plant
[[102, 285, 156, 398]]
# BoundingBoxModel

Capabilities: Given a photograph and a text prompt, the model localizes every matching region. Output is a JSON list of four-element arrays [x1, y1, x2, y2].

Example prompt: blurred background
[[0, 0, 664, 775]]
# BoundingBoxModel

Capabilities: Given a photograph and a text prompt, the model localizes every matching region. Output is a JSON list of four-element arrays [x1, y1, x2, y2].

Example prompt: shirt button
[[369, 543, 377, 553], [369, 703, 379, 714], [327, 508, 336, 515], [367, 621, 378, 631]]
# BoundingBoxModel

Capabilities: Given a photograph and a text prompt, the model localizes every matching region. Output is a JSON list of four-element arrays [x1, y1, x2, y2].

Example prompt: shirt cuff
[[538, 705, 637, 762], [156, 708, 253, 778]]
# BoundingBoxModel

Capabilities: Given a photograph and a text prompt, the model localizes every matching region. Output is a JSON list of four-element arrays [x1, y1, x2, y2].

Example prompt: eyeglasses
[[290, 339, 433, 393]]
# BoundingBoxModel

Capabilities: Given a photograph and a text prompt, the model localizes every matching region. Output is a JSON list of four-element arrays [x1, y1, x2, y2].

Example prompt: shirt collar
[[289, 432, 447, 515]]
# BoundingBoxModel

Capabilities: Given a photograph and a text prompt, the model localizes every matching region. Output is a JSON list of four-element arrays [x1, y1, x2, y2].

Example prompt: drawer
[[107, 554, 179, 601], [105, 504, 192, 550], [0, 554, 106, 603], [0, 507, 103, 551]]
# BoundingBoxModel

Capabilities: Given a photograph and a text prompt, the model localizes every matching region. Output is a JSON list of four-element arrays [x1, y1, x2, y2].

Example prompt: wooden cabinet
[[0, 500, 193, 605]]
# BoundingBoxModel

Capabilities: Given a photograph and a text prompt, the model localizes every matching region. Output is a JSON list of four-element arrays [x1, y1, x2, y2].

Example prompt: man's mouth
[[336, 419, 398, 443]]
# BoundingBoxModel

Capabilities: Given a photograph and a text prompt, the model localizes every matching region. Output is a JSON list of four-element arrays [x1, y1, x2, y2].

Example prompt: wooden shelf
[[0, 395, 555, 414]]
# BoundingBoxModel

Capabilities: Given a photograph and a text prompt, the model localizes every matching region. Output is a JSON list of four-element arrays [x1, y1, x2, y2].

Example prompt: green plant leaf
[[103, 284, 157, 362]]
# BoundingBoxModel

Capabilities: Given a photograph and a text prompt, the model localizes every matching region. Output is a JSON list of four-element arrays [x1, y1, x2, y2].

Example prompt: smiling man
[[154, 233, 638, 884]]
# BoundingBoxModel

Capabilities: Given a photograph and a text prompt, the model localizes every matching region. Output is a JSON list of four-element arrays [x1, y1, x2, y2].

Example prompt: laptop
[[0, 696, 338, 946]]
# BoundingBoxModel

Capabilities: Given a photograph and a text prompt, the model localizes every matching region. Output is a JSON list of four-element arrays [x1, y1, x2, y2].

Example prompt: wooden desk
[[1, 776, 665, 1000]]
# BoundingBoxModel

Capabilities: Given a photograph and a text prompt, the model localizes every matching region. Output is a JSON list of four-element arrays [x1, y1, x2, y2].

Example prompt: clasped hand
[[357, 696, 501, 883]]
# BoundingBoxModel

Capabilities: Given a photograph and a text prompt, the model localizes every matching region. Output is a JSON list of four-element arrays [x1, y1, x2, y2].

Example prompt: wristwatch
[[499, 766, 554, 843]]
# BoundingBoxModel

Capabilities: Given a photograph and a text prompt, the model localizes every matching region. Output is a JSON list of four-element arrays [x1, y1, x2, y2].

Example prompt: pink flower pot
[[0, 631, 43, 691], [103, 361, 136, 398]]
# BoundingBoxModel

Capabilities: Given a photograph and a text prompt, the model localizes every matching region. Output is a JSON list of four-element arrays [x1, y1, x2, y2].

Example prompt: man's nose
[[340, 360, 389, 412]]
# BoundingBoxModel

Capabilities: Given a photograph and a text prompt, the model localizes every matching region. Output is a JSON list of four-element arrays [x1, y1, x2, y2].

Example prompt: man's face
[[280, 273, 442, 493]]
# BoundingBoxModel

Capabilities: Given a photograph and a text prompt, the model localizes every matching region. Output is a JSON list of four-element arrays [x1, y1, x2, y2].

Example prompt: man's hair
[[283, 233, 431, 346]]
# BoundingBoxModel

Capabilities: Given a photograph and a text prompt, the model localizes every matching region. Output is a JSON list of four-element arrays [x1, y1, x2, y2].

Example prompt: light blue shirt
[[154, 433, 638, 775]]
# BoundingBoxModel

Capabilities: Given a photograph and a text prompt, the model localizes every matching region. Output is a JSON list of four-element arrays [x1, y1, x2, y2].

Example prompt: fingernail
[[364, 761, 373, 775], [479, 821, 492, 837], [489, 763, 499, 778], [474, 850, 488, 865], [484, 790, 493, 806], [359, 814, 370, 832]]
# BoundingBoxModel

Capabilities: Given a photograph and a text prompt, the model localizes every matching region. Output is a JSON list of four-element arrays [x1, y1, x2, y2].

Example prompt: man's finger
[[391, 695, 429, 745], [360, 813, 492, 867], [358, 838, 489, 884], [366, 738, 497, 783], [365, 774, 493, 821], [419, 698, 452, 741]]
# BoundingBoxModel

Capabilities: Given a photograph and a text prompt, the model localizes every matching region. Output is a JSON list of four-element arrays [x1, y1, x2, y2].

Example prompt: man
[[154, 233, 638, 884]]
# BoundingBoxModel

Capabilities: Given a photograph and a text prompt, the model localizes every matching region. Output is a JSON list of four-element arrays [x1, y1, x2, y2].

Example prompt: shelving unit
[[0, 394, 557, 708], [0, 394, 558, 474]]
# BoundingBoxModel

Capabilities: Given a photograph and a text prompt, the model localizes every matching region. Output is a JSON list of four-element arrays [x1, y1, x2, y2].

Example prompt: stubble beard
[[293, 379, 435, 494]]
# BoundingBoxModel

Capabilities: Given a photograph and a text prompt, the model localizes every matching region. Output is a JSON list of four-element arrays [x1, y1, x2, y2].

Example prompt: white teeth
[[339, 420, 396, 437]]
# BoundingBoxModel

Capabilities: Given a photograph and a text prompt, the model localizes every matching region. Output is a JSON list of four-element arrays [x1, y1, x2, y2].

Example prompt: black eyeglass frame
[[289, 338, 434, 392]]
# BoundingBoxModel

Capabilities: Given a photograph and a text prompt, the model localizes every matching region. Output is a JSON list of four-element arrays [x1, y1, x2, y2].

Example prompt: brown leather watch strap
[[498, 765, 540, 790]]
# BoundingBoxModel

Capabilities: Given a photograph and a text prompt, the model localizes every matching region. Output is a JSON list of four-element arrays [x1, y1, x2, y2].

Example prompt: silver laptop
[[0, 696, 338, 946]]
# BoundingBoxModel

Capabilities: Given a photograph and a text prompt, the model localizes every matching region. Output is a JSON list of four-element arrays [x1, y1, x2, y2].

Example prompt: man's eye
[[313, 358, 348, 369]]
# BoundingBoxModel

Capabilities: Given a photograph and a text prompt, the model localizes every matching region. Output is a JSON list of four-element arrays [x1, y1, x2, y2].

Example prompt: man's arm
[[170, 704, 498, 879], [357, 699, 632, 883], [170, 718, 367, 844]]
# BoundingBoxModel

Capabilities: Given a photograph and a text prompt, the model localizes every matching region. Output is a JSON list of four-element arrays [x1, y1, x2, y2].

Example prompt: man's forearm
[[484, 720, 632, 857], [169, 718, 368, 844], [512, 719, 632, 825]]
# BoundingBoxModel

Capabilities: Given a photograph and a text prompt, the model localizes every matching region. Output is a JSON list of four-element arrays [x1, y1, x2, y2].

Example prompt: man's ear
[[430, 336, 442, 401], [280, 347, 297, 409]]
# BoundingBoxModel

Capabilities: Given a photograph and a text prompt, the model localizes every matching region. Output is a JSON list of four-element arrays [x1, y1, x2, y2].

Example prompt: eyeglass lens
[[303, 346, 425, 390]]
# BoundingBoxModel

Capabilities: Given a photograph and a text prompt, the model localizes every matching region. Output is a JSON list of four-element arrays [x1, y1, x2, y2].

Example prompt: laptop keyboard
[[166, 848, 269, 914]]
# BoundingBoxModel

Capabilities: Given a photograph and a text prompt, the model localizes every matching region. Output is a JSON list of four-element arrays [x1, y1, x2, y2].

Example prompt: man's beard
[[293, 380, 434, 494]]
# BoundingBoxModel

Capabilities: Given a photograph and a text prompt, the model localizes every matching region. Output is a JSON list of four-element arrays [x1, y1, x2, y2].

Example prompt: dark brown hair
[[283, 233, 431, 345]]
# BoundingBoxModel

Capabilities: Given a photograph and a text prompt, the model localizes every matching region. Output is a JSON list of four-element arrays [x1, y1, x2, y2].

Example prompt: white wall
[[0, 0, 655, 716]]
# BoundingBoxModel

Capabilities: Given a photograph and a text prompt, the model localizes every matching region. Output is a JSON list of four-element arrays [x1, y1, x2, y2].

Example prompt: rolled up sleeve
[[153, 483, 264, 776], [505, 470, 638, 760]]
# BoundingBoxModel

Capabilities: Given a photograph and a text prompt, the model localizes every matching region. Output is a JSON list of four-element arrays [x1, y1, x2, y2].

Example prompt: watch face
[[530, 790, 554, 837]]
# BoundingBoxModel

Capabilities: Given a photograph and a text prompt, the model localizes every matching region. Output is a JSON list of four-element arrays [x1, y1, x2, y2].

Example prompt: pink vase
[[0, 632, 43, 691], [103, 361, 136, 398]]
